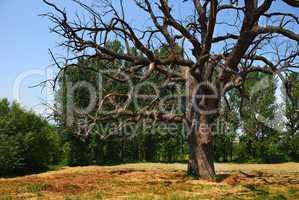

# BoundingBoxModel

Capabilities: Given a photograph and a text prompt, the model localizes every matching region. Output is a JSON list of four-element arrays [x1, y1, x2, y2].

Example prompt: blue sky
[[0, 0, 61, 113], [0, 0, 182, 113], [0, 0, 140, 114], [0, 0, 298, 114]]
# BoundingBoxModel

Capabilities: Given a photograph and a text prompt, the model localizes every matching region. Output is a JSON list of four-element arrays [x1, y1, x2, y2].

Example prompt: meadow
[[0, 163, 298, 200]]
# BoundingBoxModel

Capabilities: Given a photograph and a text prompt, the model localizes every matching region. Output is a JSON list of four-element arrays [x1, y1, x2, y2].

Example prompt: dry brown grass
[[0, 163, 298, 200]]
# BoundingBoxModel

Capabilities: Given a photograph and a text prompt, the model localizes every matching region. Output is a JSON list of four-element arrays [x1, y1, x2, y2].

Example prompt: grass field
[[0, 163, 298, 200]]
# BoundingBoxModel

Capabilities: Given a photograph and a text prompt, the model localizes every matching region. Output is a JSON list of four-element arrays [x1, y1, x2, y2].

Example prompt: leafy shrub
[[0, 135, 23, 175], [0, 99, 61, 176]]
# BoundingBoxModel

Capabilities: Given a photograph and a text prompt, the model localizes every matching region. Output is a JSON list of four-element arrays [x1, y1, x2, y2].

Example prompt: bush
[[0, 135, 23, 175], [0, 99, 61, 176]]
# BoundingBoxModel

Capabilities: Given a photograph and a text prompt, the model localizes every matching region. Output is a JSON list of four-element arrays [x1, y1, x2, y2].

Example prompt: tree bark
[[186, 69, 217, 181], [187, 114, 216, 181]]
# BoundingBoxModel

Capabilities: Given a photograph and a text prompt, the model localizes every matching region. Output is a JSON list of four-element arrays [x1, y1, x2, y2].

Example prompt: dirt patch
[[109, 168, 146, 175], [221, 170, 299, 186]]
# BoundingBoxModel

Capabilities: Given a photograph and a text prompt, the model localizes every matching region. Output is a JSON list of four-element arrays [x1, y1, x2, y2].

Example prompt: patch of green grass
[[246, 185, 269, 195], [36, 191, 44, 198], [95, 191, 103, 200], [26, 183, 50, 193], [0, 195, 14, 200], [272, 194, 287, 200], [63, 183, 80, 192], [288, 187, 297, 194]]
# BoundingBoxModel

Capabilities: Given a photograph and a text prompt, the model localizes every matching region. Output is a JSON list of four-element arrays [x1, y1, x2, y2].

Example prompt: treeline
[[55, 41, 190, 165], [62, 128, 186, 166], [0, 42, 298, 176], [215, 73, 298, 163], [0, 70, 298, 176], [53, 41, 299, 166]]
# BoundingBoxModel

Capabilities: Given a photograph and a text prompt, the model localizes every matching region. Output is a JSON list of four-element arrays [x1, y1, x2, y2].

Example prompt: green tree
[[283, 73, 299, 161], [0, 99, 61, 175]]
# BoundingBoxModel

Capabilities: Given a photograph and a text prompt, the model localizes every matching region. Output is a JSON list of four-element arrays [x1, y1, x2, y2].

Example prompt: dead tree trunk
[[186, 70, 217, 181], [187, 115, 216, 180]]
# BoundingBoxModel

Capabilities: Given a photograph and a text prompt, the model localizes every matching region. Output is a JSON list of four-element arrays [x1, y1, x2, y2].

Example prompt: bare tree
[[43, 0, 299, 180]]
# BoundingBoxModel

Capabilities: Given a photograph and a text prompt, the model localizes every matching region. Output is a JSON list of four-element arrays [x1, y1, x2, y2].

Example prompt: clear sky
[[0, 0, 60, 113], [0, 0, 138, 114], [0, 0, 298, 114], [0, 0, 175, 114]]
